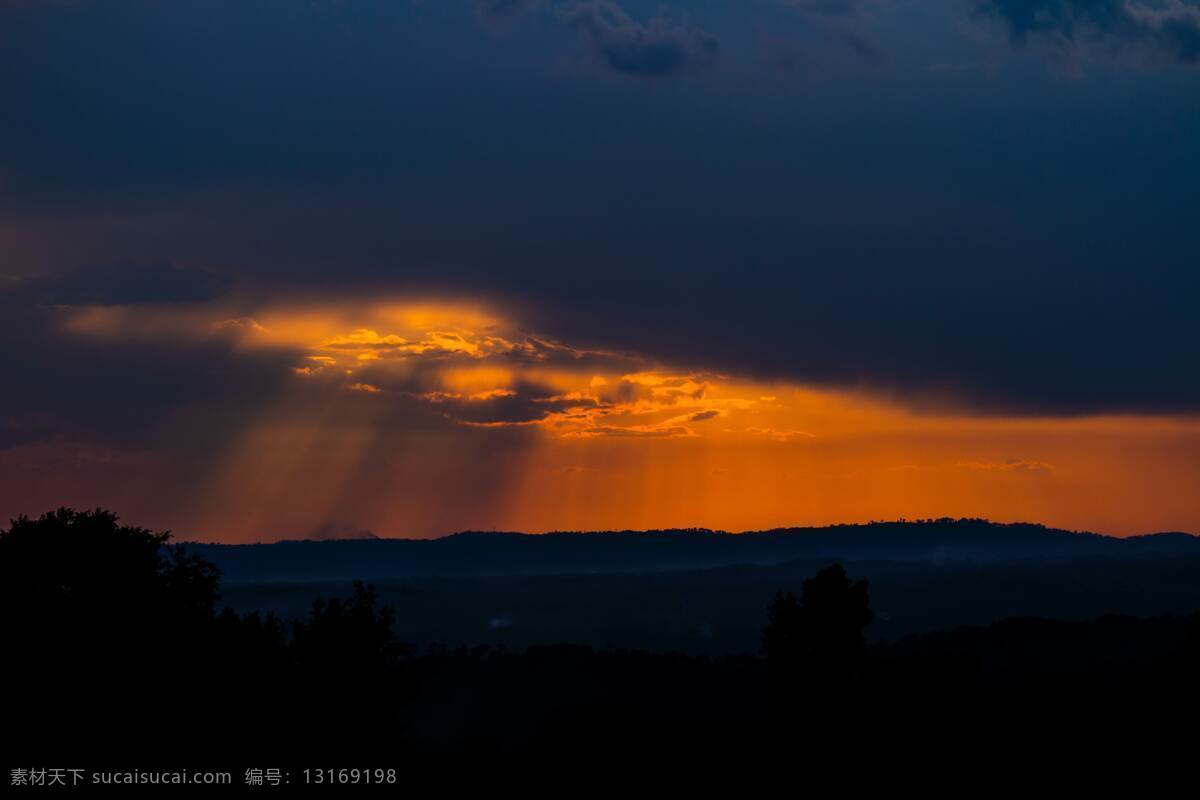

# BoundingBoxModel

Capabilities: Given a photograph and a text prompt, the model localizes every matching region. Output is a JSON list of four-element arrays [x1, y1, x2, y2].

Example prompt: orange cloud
[[745, 427, 816, 442]]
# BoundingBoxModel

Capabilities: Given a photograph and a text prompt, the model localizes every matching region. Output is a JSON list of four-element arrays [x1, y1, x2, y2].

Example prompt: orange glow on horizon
[[21, 296, 1199, 542]]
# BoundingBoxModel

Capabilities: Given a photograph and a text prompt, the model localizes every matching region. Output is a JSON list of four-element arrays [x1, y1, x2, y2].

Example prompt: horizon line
[[179, 517, 1200, 547]]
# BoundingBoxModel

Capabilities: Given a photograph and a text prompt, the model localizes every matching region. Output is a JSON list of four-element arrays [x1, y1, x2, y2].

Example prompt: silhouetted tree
[[0, 507, 221, 669], [292, 580, 396, 671], [762, 563, 873, 677], [214, 607, 290, 666], [763, 590, 803, 663]]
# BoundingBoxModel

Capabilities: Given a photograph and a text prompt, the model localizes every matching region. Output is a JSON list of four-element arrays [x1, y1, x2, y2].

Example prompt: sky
[[1, 0, 1197, 541]]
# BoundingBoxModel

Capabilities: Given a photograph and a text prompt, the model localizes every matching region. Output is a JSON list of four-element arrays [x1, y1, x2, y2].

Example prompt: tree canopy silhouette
[[0, 505, 409, 719], [293, 580, 396, 671], [0, 507, 221, 666], [762, 563, 874, 675]]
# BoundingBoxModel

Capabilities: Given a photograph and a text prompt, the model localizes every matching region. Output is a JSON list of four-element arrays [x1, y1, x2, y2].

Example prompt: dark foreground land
[[6, 509, 1200, 781]]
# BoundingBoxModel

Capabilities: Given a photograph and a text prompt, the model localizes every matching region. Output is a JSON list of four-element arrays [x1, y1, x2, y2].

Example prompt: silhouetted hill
[[189, 519, 1200, 583]]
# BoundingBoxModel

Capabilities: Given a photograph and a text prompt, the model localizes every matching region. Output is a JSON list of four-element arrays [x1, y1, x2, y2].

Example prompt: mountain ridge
[[185, 519, 1200, 583]]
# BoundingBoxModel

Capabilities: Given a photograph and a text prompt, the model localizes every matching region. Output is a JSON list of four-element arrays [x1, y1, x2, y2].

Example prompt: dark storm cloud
[[474, 0, 721, 76], [0, 264, 245, 450], [0, 299, 294, 450], [977, 0, 1200, 64], [16, 264, 230, 306], [503, 199, 1200, 417], [558, 0, 719, 76], [8, 180, 1197, 417], [429, 383, 590, 426], [841, 31, 886, 65]]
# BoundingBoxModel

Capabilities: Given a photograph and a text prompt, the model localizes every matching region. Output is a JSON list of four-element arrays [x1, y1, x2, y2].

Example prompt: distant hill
[[189, 519, 1200, 583]]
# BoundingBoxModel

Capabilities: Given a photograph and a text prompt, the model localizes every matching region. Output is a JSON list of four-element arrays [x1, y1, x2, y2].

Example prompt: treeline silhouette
[[6, 508, 1200, 763], [189, 518, 1200, 583]]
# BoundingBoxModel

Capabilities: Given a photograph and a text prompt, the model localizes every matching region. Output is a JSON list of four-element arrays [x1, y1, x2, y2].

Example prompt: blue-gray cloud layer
[[559, 0, 719, 76], [977, 0, 1200, 64]]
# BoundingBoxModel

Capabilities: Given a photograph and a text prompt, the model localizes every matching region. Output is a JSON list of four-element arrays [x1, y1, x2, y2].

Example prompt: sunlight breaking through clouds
[[276, 304, 767, 440], [19, 294, 1200, 540]]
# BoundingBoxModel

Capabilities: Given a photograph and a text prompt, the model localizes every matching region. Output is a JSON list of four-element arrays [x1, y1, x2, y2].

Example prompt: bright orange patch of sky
[[11, 297, 1197, 542]]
